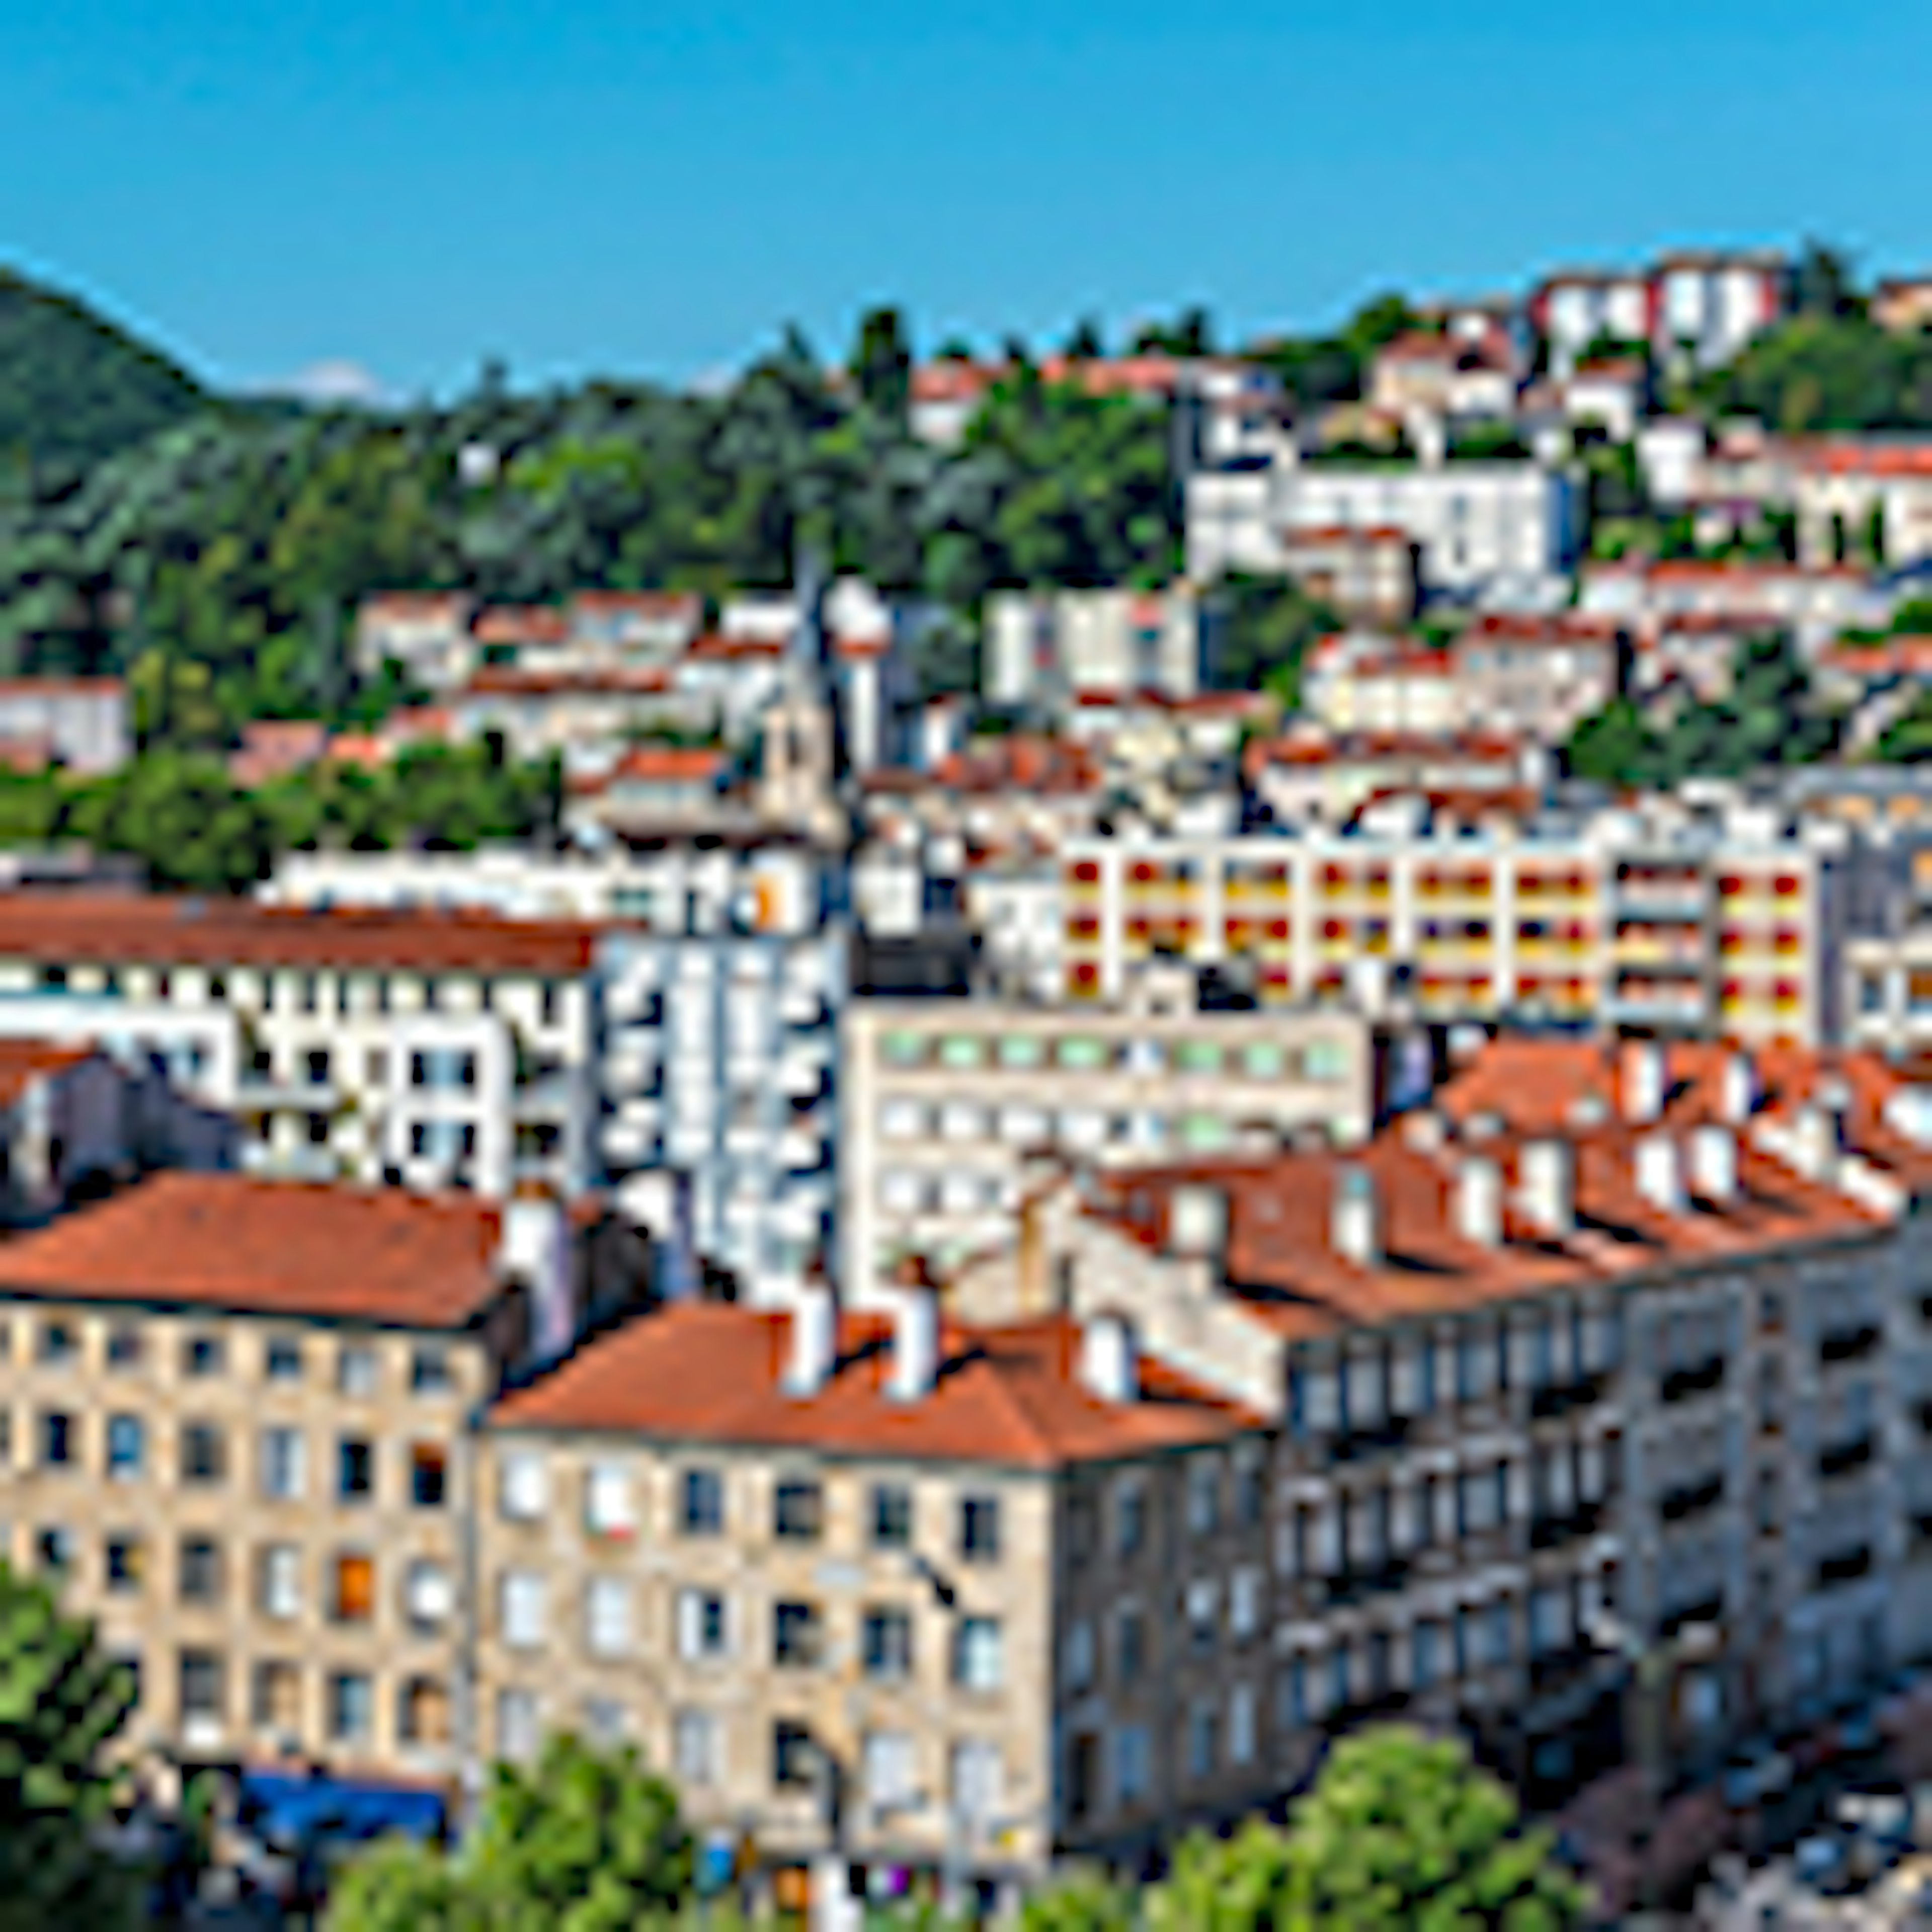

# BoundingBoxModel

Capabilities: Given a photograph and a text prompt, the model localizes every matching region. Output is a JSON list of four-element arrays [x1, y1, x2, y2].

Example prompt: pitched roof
[[0, 892, 601, 977], [489, 1303, 1261, 1468], [0, 1173, 507, 1328], [0, 1040, 97, 1107]]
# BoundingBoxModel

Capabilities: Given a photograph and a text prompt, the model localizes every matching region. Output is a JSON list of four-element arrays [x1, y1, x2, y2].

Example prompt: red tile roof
[[0, 892, 601, 976], [0, 678, 125, 700], [0, 1041, 97, 1108], [489, 1303, 1261, 1468], [0, 1173, 507, 1328]]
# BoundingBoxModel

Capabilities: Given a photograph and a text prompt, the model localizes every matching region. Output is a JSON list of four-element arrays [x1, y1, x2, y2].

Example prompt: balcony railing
[[1528, 1499, 1607, 1551], [1530, 1371, 1608, 1421], [1819, 1324, 1881, 1368], [1661, 1357, 1726, 1404]]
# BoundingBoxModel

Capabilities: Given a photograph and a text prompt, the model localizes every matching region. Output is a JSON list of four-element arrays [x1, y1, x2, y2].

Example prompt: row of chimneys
[[780, 1278, 1145, 1409]]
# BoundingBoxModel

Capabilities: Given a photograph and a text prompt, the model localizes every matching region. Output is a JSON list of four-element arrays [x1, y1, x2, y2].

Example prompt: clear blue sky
[[2, 0, 1928, 400]]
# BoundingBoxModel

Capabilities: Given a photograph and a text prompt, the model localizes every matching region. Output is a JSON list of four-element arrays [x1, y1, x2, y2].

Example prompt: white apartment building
[[0, 895, 599, 1200], [1186, 455, 1578, 599], [1054, 812, 1866, 1046], [1793, 442, 1932, 570], [839, 985, 1371, 1302], [984, 588, 1214, 711], [0, 679, 130, 775]]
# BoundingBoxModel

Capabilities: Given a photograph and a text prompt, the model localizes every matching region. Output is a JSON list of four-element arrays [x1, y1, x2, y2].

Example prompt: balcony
[[1326, 1416, 1413, 1466], [1817, 1435, 1876, 1482], [1818, 1324, 1881, 1369], [1660, 1357, 1726, 1405], [1660, 1475, 1725, 1524], [1530, 1371, 1608, 1422], [1815, 1546, 1874, 1592], [1320, 1554, 1410, 1607], [1528, 1499, 1606, 1551]]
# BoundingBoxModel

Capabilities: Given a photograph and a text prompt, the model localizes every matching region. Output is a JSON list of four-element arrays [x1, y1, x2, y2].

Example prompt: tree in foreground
[[0, 1558, 142, 1931], [326, 1732, 692, 1932]]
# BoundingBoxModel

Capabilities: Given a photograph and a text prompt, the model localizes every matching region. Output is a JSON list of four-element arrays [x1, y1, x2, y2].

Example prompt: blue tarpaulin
[[238, 1768, 448, 1846]]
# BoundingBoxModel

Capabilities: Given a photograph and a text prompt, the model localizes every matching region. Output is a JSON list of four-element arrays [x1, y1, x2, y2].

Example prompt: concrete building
[[0, 679, 130, 775], [838, 982, 1372, 1301], [984, 588, 1216, 712], [1793, 441, 1932, 571], [1272, 525, 1418, 626]]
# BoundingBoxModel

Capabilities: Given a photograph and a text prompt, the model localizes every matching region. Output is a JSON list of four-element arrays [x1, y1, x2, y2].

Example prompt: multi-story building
[[1053, 814, 1865, 1046], [1793, 440, 1932, 571], [838, 982, 1372, 1301], [0, 678, 130, 776], [1187, 454, 1579, 600], [0, 894, 601, 1200], [983, 588, 1217, 712], [477, 1291, 1277, 1909], [1271, 525, 1418, 626], [1530, 253, 1786, 378]]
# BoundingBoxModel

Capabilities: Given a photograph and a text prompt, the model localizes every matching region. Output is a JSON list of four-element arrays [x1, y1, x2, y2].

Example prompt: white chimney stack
[[1455, 1157, 1503, 1248], [888, 1286, 940, 1403], [501, 1191, 574, 1364], [1621, 1039, 1667, 1125], [1635, 1134, 1685, 1215], [1721, 1051, 1757, 1125], [784, 1282, 837, 1398], [1168, 1183, 1227, 1262], [1519, 1140, 1575, 1237], [1793, 1103, 1839, 1182], [1079, 1313, 1139, 1404], [1331, 1167, 1381, 1268], [1689, 1123, 1738, 1204]]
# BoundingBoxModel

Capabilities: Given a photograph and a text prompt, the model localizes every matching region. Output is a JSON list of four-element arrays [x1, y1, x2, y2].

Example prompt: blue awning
[[238, 1768, 448, 1845]]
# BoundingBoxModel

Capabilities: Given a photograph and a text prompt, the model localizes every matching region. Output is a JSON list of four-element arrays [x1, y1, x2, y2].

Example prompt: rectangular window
[[1186, 1457, 1221, 1537], [260, 1427, 305, 1501], [1112, 1725, 1150, 1807], [953, 1616, 1004, 1692], [106, 1414, 144, 1480], [265, 1337, 302, 1382], [584, 1463, 634, 1539], [861, 1607, 913, 1680], [179, 1536, 222, 1605], [497, 1689, 540, 1763], [40, 1411, 72, 1469], [959, 1494, 1001, 1563], [501, 1571, 547, 1649], [37, 1525, 72, 1574], [585, 1577, 631, 1658], [180, 1650, 224, 1723], [337, 1345, 378, 1399], [405, 1560, 453, 1631], [329, 1672, 373, 1743], [500, 1448, 548, 1521], [773, 1721, 817, 1790], [1115, 1478, 1147, 1559], [259, 1545, 301, 1620], [105, 1534, 144, 1593], [38, 1321, 76, 1366], [182, 1423, 225, 1485], [681, 1467, 725, 1536], [863, 1730, 917, 1814], [254, 1660, 301, 1735], [106, 1325, 143, 1371], [870, 1484, 912, 1549], [773, 1601, 823, 1669], [338, 1438, 375, 1503], [411, 1444, 447, 1509], [410, 1348, 452, 1394], [677, 1589, 729, 1661], [332, 1552, 374, 1624], [183, 1334, 224, 1379], [774, 1478, 823, 1543], [675, 1709, 721, 1788]]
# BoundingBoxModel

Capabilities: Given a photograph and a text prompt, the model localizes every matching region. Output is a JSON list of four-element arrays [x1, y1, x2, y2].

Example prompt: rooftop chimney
[[1689, 1123, 1738, 1204], [1079, 1313, 1139, 1405], [1621, 1039, 1667, 1125], [1331, 1166, 1381, 1268], [784, 1281, 837, 1397], [1519, 1139, 1575, 1237], [501, 1190, 574, 1365], [1792, 1102, 1839, 1182], [888, 1284, 940, 1403], [1635, 1134, 1685, 1215], [1168, 1183, 1227, 1263], [1721, 1050, 1757, 1125], [1455, 1156, 1504, 1248]]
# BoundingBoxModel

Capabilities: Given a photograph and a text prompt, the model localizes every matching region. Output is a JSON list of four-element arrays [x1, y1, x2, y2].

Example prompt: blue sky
[[2, 0, 1928, 399]]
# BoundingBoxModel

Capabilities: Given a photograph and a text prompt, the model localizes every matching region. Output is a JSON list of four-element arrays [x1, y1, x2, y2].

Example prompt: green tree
[[1147, 1817, 1298, 1932], [1563, 696, 1664, 788], [851, 306, 913, 422], [1019, 1867, 1138, 1932], [1212, 575, 1339, 702], [327, 1734, 691, 1932], [1273, 1727, 1584, 1929], [0, 1559, 143, 1931], [66, 753, 279, 892]]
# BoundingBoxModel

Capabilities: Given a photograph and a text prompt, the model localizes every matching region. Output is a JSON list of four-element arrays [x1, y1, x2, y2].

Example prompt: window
[[1186, 1578, 1219, 1654], [409, 1347, 452, 1394], [677, 1589, 729, 1661], [1112, 1725, 1151, 1808], [180, 1650, 224, 1724], [398, 1675, 451, 1748], [500, 1448, 549, 1521], [40, 1412, 72, 1469], [870, 1483, 912, 1549], [953, 1616, 1004, 1692], [1115, 1478, 1148, 1559], [183, 1334, 224, 1379], [1186, 1457, 1221, 1537], [862, 1607, 913, 1680], [959, 1494, 1001, 1563], [1234, 1448, 1265, 1530], [1186, 1700, 1219, 1780], [329, 1672, 373, 1744], [405, 1560, 453, 1631], [497, 1689, 540, 1763], [106, 1414, 144, 1480], [774, 1478, 823, 1543], [773, 1721, 817, 1790], [332, 1552, 375, 1624], [337, 1438, 375, 1503], [259, 1545, 301, 1620], [585, 1577, 631, 1658], [675, 1710, 721, 1788], [105, 1534, 144, 1593], [411, 1444, 447, 1509], [337, 1344, 378, 1399], [1063, 1620, 1095, 1692], [1229, 1683, 1257, 1766], [681, 1467, 725, 1536], [182, 1422, 225, 1485], [265, 1337, 302, 1383], [1230, 1567, 1262, 1643], [1117, 1605, 1147, 1683], [38, 1321, 76, 1366], [773, 1601, 823, 1668], [501, 1571, 547, 1649], [254, 1661, 301, 1736], [179, 1536, 222, 1604], [37, 1525, 73, 1574], [863, 1731, 917, 1814], [1413, 1620, 1441, 1691], [260, 1427, 305, 1501], [106, 1325, 143, 1371]]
